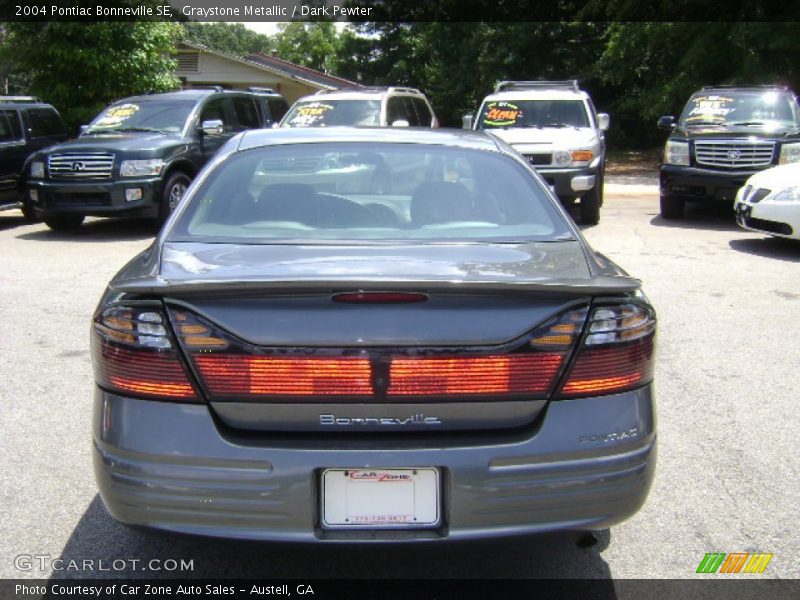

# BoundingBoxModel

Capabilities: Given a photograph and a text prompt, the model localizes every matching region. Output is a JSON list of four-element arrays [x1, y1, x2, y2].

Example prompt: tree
[[181, 22, 273, 57], [3, 17, 181, 131], [274, 22, 341, 73]]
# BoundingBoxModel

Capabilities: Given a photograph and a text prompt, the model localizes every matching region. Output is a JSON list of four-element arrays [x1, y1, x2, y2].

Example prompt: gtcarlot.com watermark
[[14, 554, 194, 573]]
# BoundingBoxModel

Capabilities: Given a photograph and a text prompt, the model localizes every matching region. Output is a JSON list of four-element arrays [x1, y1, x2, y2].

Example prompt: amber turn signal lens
[[571, 150, 594, 162]]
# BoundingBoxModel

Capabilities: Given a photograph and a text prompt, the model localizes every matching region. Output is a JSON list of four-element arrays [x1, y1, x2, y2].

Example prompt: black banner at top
[[2, 0, 800, 22]]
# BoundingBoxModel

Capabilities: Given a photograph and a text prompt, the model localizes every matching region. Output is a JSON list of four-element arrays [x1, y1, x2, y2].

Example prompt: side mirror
[[200, 119, 224, 136], [657, 116, 676, 131], [597, 113, 610, 131], [79, 125, 89, 135], [462, 114, 474, 130], [391, 119, 410, 128]]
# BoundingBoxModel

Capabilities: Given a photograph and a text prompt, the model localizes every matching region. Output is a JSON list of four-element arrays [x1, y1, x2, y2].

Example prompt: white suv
[[281, 87, 438, 129], [467, 81, 609, 224]]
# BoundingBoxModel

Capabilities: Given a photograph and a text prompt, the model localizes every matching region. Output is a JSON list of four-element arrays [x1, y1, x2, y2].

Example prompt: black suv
[[26, 87, 287, 230], [658, 85, 800, 219], [0, 97, 68, 220]]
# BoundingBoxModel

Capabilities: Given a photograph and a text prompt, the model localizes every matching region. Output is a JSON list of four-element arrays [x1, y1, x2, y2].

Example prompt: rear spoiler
[[111, 275, 641, 297]]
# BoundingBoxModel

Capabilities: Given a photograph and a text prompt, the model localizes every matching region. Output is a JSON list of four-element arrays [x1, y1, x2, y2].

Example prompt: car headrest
[[410, 181, 473, 226], [256, 184, 318, 224]]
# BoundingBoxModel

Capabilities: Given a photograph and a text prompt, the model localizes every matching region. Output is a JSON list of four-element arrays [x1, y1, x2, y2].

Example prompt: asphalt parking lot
[[0, 176, 798, 581]]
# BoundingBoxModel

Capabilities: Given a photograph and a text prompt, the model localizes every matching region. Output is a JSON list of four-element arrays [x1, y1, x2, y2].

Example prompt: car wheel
[[597, 168, 605, 208], [580, 184, 601, 225], [43, 214, 85, 231], [21, 199, 39, 223], [158, 172, 191, 225], [660, 194, 684, 219]]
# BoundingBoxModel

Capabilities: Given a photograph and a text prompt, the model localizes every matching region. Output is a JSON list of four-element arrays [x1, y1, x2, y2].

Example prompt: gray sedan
[[91, 127, 656, 542]]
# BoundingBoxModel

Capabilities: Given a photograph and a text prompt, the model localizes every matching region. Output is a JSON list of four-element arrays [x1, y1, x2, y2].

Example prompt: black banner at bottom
[[1, 579, 798, 600]]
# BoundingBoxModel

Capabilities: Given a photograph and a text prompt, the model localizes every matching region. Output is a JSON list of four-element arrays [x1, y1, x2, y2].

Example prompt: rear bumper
[[660, 164, 766, 203], [93, 386, 656, 542], [27, 177, 162, 218]]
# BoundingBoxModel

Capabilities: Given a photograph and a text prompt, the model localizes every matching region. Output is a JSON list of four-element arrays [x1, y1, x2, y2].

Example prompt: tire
[[21, 199, 39, 223], [660, 194, 685, 219], [158, 171, 191, 225], [44, 214, 84, 231], [580, 183, 601, 225]]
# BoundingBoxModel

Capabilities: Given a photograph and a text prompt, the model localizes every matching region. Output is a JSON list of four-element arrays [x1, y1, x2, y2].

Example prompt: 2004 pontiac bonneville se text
[[91, 128, 656, 541]]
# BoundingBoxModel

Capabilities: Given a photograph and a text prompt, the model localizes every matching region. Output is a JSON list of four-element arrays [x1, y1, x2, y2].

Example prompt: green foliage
[[4, 14, 800, 148], [181, 22, 273, 57], [275, 22, 341, 73], [4, 17, 181, 131]]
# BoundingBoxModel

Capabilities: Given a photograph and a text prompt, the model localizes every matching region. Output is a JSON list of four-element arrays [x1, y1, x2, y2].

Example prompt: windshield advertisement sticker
[[94, 103, 140, 128], [289, 102, 334, 126], [685, 96, 735, 124], [482, 101, 522, 126]]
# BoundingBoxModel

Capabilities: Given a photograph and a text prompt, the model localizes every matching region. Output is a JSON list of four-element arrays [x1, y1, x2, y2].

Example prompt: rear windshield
[[281, 100, 382, 127], [85, 99, 196, 134], [679, 91, 800, 127], [168, 143, 570, 243], [477, 100, 590, 129]]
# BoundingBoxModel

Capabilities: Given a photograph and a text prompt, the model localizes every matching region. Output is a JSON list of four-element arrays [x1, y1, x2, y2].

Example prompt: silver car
[[92, 127, 656, 542]]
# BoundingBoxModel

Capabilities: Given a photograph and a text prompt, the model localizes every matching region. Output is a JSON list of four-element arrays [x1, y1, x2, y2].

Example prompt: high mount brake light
[[557, 303, 656, 398], [92, 307, 196, 401], [332, 292, 428, 303], [170, 307, 589, 401]]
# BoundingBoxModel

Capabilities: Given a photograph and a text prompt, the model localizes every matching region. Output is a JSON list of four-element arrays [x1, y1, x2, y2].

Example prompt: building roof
[[245, 52, 363, 91]]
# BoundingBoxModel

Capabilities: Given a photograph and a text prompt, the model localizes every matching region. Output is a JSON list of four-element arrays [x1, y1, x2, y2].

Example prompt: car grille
[[523, 153, 551, 166], [694, 141, 775, 169], [52, 192, 110, 207], [48, 152, 115, 179], [259, 154, 323, 173], [743, 216, 793, 236]]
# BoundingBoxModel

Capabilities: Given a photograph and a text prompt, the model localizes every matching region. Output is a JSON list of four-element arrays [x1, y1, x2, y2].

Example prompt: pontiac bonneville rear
[[92, 128, 656, 541]]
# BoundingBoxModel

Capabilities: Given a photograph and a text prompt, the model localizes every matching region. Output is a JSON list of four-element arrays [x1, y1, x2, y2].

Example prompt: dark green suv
[[26, 88, 287, 230], [0, 97, 68, 220]]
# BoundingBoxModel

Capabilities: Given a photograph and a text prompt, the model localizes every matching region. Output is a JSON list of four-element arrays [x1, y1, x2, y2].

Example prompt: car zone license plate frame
[[321, 468, 441, 529]]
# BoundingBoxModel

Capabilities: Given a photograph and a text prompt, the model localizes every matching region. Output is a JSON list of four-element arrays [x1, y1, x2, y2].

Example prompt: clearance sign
[[483, 102, 522, 126]]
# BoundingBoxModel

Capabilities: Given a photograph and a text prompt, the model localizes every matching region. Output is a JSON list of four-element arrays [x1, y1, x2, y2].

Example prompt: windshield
[[168, 143, 570, 243], [281, 100, 382, 127], [679, 92, 799, 127], [477, 100, 590, 129], [84, 99, 196, 134]]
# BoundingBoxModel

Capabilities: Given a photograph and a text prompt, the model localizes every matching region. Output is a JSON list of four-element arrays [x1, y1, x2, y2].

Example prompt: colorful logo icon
[[696, 552, 773, 574]]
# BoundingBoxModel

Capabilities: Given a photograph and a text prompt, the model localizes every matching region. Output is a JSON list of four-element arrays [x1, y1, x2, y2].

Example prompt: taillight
[[557, 303, 656, 398], [170, 306, 588, 401], [92, 306, 197, 401]]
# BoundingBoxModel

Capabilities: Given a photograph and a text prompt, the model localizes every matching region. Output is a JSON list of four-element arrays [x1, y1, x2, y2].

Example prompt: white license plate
[[321, 468, 440, 529]]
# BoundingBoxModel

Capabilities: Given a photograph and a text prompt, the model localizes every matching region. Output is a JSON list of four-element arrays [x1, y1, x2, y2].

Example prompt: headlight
[[552, 149, 572, 166], [30, 161, 44, 179], [120, 159, 165, 177], [774, 186, 800, 201], [663, 140, 690, 166], [779, 142, 800, 165]]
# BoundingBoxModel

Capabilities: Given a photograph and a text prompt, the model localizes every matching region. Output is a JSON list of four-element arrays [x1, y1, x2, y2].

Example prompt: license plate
[[321, 468, 440, 529]]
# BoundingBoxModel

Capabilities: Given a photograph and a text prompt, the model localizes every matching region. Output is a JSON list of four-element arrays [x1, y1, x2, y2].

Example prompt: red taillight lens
[[92, 307, 197, 401], [389, 354, 563, 396], [557, 303, 656, 398], [194, 356, 373, 397], [171, 307, 589, 402]]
